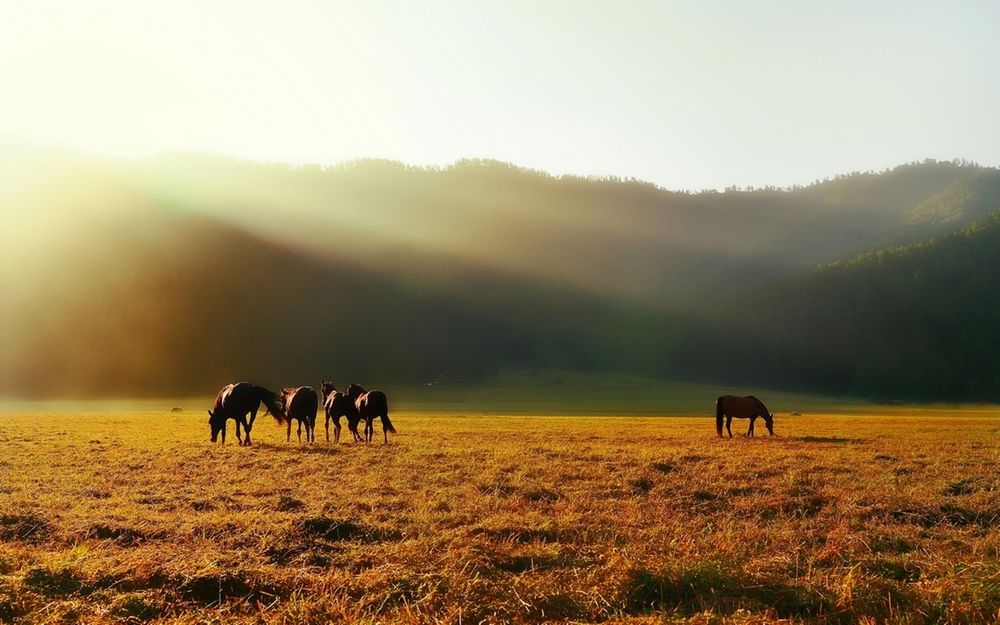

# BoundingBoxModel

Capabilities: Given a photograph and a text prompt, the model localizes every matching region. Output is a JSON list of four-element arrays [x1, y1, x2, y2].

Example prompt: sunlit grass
[[1, 409, 997, 624]]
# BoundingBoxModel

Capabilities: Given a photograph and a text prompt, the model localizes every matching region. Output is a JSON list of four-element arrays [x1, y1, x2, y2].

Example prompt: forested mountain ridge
[[675, 210, 1000, 399], [114, 154, 998, 300], [1, 149, 997, 398]]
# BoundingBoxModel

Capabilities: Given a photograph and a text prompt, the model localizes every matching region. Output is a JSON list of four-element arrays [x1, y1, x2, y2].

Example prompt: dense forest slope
[[1, 149, 997, 398], [676, 212, 1000, 399]]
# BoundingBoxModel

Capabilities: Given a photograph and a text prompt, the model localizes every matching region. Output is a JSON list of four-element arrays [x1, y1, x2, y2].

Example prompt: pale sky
[[1, 0, 998, 189]]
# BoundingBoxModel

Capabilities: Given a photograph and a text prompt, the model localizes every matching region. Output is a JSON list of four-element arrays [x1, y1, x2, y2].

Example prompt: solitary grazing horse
[[716, 395, 775, 438], [346, 383, 396, 444], [208, 382, 283, 446], [280, 386, 319, 443], [320, 380, 362, 443]]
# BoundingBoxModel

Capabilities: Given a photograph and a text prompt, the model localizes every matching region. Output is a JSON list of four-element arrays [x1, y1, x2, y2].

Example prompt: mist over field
[[2, 148, 998, 400]]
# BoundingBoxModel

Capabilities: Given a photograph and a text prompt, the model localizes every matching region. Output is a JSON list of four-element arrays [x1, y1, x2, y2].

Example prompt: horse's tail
[[369, 391, 394, 433], [256, 386, 288, 425], [380, 413, 396, 435], [715, 397, 724, 436]]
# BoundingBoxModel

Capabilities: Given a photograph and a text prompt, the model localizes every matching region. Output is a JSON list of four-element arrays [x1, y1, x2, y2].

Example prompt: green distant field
[[1, 369, 988, 417], [386, 369, 876, 415]]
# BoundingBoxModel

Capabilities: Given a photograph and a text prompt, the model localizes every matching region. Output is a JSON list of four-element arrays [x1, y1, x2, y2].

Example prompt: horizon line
[[1, 137, 994, 194]]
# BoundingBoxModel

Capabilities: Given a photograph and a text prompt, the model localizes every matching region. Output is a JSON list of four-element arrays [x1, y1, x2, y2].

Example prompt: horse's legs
[[286, 420, 292, 442], [221, 421, 227, 445], [725, 416, 733, 438], [334, 417, 342, 444], [383, 414, 389, 444], [747, 416, 756, 437], [297, 420, 302, 443], [245, 409, 257, 446]]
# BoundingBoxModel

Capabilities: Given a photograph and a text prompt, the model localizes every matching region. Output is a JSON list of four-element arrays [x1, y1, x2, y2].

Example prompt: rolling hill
[[1, 148, 997, 399]]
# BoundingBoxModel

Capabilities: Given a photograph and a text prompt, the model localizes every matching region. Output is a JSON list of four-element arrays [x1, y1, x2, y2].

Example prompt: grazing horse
[[279, 386, 319, 443], [346, 383, 396, 444], [208, 382, 283, 446], [320, 380, 362, 443], [716, 395, 775, 438]]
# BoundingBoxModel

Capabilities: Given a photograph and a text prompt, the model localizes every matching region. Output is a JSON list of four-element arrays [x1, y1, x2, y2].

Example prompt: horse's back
[[717, 394, 759, 417], [716, 394, 745, 407], [216, 382, 255, 410], [326, 392, 353, 415], [360, 390, 388, 415], [288, 386, 319, 417], [226, 381, 265, 409]]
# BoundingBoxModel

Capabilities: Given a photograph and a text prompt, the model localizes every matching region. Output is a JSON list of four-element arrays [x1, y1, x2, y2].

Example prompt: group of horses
[[207, 381, 396, 446], [205, 385, 772, 446]]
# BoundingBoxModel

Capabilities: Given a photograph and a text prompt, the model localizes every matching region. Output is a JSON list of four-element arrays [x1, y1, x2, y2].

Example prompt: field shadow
[[253, 443, 342, 456], [296, 516, 403, 542], [620, 562, 833, 618], [474, 526, 563, 544], [619, 561, 915, 623], [791, 436, 867, 444], [0, 513, 50, 542]]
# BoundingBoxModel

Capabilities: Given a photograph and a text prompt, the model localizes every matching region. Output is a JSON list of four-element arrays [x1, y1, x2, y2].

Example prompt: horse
[[279, 386, 319, 443], [208, 382, 283, 446], [320, 380, 363, 443], [346, 383, 396, 444], [715, 395, 775, 438]]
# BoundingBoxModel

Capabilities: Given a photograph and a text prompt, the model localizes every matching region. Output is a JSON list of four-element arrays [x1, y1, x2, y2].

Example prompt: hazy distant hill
[[127, 155, 996, 302], [1, 149, 997, 398]]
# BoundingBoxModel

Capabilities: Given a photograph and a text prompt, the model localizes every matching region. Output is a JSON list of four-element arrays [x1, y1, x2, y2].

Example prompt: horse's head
[[208, 410, 224, 442], [764, 412, 775, 436], [320, 380, 337, 399], [346, 383, 365, 399]]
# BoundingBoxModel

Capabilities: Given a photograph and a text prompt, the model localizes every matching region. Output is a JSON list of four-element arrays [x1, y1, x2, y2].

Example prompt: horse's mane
[[346, 383, 366, 398], [211, 384, 233, 413]]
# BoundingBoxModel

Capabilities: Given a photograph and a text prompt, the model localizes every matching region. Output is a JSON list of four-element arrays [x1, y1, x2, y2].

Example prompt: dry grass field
[[1, 409, 998, 624]]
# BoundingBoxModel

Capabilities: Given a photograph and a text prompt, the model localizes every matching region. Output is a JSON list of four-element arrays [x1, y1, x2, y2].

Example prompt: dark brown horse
[[280, 386, 319, 443], [716, 395, 775, 438], [346, 383, 396, 444], [320, 380, 362, 443], [208, 382, 283, 446]]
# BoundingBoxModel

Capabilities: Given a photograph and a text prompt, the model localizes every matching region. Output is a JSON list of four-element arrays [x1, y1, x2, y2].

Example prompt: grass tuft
[[22, 565, 83, 596], [0, 513, 50, 542]]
